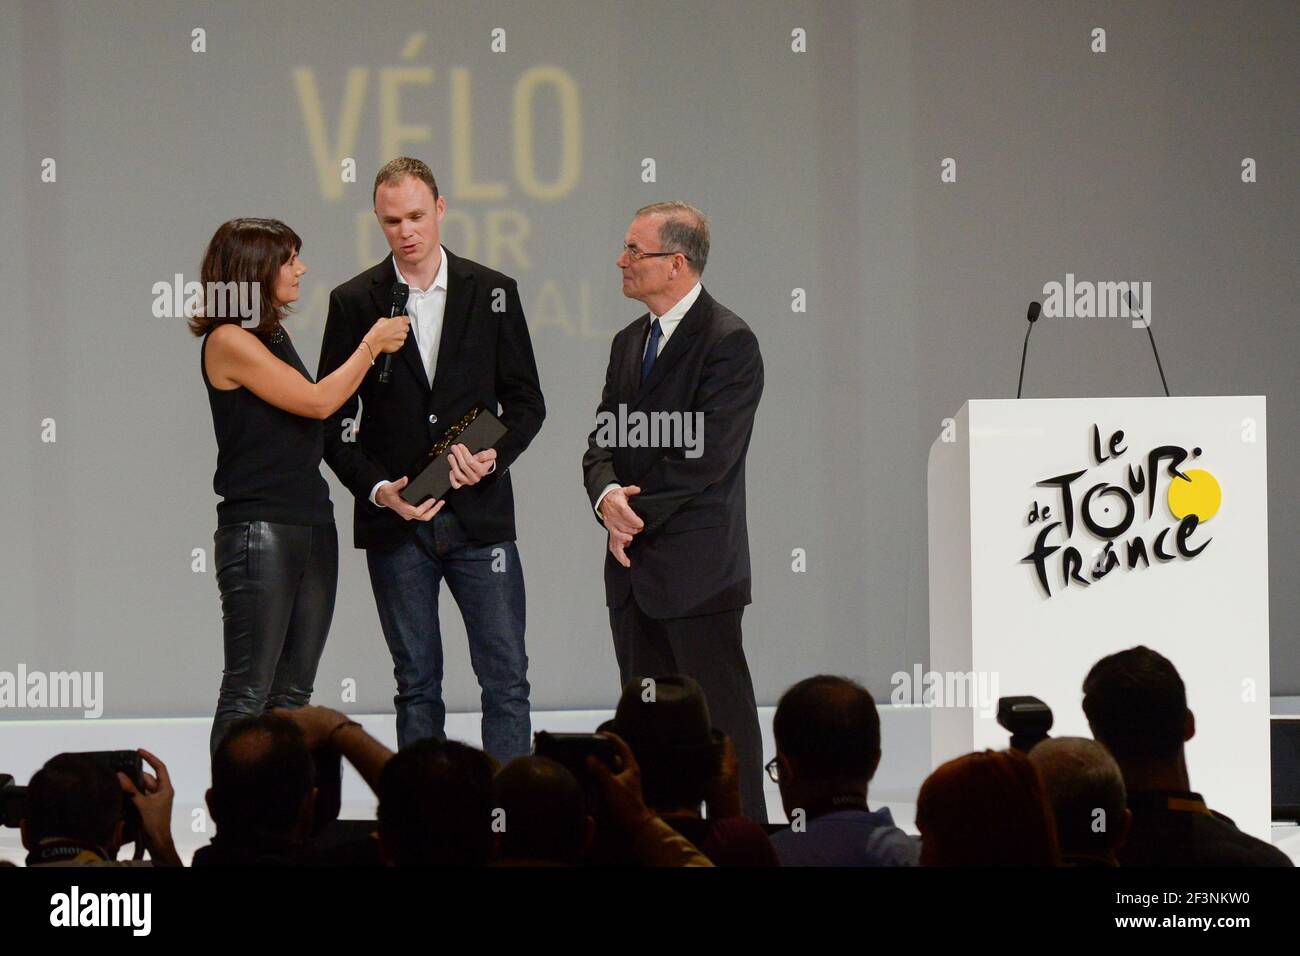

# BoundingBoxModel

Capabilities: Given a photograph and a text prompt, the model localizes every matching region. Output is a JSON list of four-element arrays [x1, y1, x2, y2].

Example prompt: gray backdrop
[[2, 0, 1297, 721]]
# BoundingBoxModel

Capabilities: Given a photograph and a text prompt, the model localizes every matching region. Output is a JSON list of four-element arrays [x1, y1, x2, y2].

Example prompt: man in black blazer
[[318, 158, 544, 762], [582, 202, 767, 821]]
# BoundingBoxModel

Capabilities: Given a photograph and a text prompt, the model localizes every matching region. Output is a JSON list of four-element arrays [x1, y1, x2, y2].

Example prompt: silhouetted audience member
[[494, 735, 716, 867], [377, 738, 498, 866], [1028, 737, 1130, 866], [193, 714, 319, 866], [916, 749, 1060, 866], [599, 675, 777, 866], [273, 705, 399, 866], [23, 750, 180, 867], [768, 675, 918, 866], [492, 756, 592, 865], [584, 731, 714, 866], [1082, 646, 1291, 867], [23, 755, 137, 867]]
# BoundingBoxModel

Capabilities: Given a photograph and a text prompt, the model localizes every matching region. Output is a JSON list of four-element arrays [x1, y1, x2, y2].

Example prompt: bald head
[[209, 714, 314, 838]]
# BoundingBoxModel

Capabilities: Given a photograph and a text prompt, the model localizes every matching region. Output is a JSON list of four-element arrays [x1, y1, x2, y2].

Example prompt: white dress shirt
[[398, 245, 449, 388], [594, 281, 703, 517]]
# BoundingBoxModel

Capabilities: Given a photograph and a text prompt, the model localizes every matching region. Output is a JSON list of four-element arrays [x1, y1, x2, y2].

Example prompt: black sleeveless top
[[201, 326, 333, 527]]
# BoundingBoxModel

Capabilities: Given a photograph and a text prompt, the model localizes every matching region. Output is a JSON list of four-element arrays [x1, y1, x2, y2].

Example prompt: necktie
[[640, 318, 663, 384]]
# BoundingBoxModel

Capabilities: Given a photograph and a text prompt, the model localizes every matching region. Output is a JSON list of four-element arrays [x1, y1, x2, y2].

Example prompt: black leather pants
[[210, 520, 338, 756]]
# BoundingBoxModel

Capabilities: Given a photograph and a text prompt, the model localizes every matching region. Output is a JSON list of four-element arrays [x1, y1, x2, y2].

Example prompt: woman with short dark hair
[[192, 218, 426, 755]]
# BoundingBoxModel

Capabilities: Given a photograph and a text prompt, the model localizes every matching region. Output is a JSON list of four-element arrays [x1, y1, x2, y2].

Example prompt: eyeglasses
[[621, 243, 691, 263], [765, 756, 780, 783]]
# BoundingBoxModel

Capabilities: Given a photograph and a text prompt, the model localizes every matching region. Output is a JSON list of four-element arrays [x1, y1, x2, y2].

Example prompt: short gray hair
[[635, 201, 709, 274], [1029, 737, 1126, 856]]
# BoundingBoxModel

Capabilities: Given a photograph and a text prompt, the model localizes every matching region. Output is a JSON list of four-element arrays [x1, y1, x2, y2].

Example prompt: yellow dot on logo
[[1167, 468, 1221, 522]]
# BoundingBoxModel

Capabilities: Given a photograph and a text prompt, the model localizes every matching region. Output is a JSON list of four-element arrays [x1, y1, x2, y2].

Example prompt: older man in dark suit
[[582, 202, 766, 821]]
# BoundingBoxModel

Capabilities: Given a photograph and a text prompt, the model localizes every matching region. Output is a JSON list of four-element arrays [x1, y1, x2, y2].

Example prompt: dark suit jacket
[[318, 249, 544, 550], [582, 287, 763, 619]]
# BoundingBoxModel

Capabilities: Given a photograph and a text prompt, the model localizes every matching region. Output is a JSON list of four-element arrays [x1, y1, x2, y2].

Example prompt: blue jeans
[[366, 509, 530, 761]]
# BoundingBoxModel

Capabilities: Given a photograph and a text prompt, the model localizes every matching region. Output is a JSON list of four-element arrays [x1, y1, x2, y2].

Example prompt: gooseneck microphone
[[1015, 300, 1042, 399], [1126, 290, 1171, 397], [378, 281, 410, 384]]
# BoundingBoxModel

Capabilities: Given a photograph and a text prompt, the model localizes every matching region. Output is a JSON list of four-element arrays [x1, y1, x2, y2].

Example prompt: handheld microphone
[[1126, 290, 1171, 397], [378, 282, 410, 384], [1015, 300, 1042, 399]]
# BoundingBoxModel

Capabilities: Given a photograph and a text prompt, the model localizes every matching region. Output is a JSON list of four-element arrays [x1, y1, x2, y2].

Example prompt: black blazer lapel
[[635, 287, 711, 403], [431, 248, 475, 389], [368, 255, 429, 390]]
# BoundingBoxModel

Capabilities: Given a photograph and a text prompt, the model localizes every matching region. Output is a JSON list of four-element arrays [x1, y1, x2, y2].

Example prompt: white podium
[[927, 397, 1271, 838]]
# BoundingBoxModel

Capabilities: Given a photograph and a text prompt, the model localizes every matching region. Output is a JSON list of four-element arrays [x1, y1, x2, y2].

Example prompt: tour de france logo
[[1021, 425, 1221, 597]]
